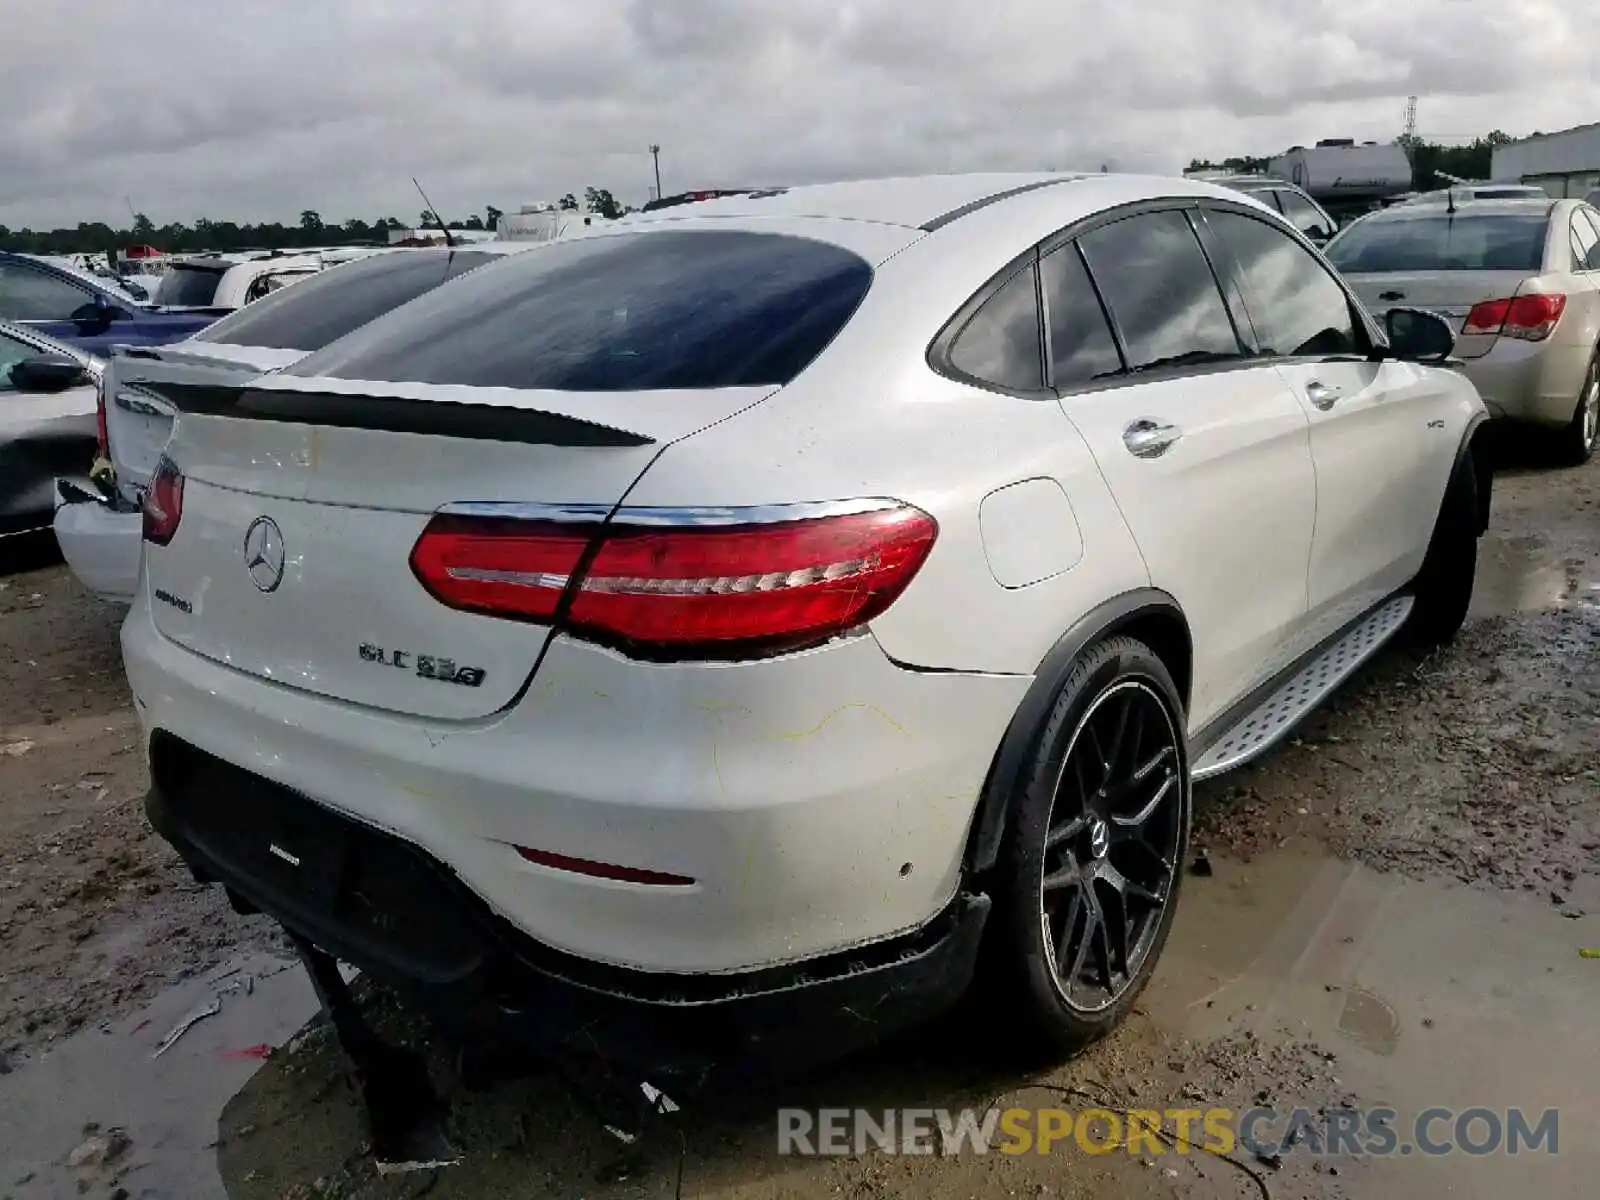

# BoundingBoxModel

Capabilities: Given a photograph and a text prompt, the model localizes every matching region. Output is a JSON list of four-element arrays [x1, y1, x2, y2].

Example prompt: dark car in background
[[0, 252, 225, 355]]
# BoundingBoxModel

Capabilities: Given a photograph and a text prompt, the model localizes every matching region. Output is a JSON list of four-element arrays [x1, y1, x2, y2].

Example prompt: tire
[[1402, 449, 1480, 648], [1557, 351, 1599, 466], [985, 636, 1190, 1060]]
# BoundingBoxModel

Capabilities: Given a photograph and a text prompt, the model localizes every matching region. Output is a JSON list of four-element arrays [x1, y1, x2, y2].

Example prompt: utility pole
[[649, 144, 662, 202]]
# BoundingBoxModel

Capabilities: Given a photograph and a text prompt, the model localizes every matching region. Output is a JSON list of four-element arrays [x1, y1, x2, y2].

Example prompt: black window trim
[[926, 247, 1051, 399], [1038, 240, 1127, 391], [1191, 199, 1382, 365], [1567, 207, 1600, 274]]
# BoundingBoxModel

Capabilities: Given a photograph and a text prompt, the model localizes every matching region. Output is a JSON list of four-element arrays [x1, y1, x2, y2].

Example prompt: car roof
[[1358, 197, 1557, 221], [614, 173, 1098, 231], [608, 172, 1283, 236]]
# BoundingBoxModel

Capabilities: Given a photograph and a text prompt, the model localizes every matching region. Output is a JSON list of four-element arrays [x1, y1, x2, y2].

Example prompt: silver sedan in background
[[1326, 196, 1600, 463]]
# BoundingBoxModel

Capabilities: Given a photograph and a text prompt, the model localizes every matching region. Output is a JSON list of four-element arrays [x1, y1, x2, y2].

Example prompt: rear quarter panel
[[616, 239, 1152, 677]]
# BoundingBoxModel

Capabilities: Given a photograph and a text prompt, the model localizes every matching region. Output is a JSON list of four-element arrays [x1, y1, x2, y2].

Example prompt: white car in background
[[124, 174, 1491, 1084], [54, 243, 537, 603], [1326, 195, 1600, 462], [150, 248, 389, 312]]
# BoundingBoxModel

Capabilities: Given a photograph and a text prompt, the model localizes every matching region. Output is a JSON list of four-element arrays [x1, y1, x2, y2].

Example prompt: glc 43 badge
[[359, 643, 487, 688]]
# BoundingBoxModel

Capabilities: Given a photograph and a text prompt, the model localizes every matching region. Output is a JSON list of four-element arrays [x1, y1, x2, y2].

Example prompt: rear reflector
[[1463, 293, 1566, 341], [513, 844, 695, 887], [141, 456, 184, 546], [410, 503, 939, 657]]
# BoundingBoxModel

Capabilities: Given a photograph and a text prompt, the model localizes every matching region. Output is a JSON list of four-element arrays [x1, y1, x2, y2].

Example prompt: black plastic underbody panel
[[145, 734, 989, 1076]]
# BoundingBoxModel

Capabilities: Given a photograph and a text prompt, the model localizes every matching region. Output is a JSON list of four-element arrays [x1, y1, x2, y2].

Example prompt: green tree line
[[0, 188, 625, 258]]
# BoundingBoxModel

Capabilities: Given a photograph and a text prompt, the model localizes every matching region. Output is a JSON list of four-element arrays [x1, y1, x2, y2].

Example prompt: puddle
[[1145, 844, 1599, 1198], [0, 950, 317, 1200], [1469, 532, 1571, 617]]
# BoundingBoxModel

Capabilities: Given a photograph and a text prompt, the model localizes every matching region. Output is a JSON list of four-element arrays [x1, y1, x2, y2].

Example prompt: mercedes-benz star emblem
[[1088, 816, 1110, 860], [242, 516, 286, 593]]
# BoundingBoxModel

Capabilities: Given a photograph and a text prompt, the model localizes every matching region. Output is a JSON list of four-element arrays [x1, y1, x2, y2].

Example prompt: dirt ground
[[1, 445, 1596, 1199]]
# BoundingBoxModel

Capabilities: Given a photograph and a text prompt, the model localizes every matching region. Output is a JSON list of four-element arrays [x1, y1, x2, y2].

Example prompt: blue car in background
[[0, 251, 226, 354]]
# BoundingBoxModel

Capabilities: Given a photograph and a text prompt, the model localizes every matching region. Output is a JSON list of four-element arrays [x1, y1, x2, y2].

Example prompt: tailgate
[[105, 343, 304, 496], [143, 381, 772, 720]]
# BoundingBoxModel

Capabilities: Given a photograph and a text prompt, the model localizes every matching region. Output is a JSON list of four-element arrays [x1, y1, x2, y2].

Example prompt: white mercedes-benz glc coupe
[[123, 173, 1490, 1083]]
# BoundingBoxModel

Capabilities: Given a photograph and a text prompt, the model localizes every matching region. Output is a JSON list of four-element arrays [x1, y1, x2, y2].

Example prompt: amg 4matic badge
[[358, 643, 487, 688]]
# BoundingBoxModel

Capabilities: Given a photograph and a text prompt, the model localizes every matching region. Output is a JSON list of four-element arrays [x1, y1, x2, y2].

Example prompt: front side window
[[1207, 210, 1360, 357], [1326, 214, 1550, 273], [948, 263, 1043, 391], [0, 329, 35, 390], [1038, 244, 1122, 388], [0, 263, 92, 322], [1277, 190, 1334, 241], [1077, 210, 1244, 372]]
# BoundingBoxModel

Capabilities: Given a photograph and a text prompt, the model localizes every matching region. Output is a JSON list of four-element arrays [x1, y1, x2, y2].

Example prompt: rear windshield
[[284, 230, 874, 391], [1326, 214, 1549, 272], [192, 250, 495, 352], [153, 265, 226, 307]]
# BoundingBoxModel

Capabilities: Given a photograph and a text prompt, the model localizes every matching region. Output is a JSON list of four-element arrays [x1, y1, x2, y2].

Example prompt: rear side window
[[1078, 210, 1244, 372], [154, 266, 226, 307], [288, 231, 873, 391], [1326, 215, 1550, 272], [947, 263, 1043, 391], [1038, 245, 1122, 387], [194, 250, 492, 352], [1569, 211, 1600, 271], [1207, 210, 1360, 357]]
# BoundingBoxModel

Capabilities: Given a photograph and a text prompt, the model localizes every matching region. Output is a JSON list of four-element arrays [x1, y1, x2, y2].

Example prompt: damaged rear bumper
[[145, 735, 990, 1078]]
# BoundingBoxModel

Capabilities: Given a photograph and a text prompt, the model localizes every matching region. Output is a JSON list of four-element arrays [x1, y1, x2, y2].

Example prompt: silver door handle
[[1305, 380, 1342, 410], [1122, 419, 1182, 458]]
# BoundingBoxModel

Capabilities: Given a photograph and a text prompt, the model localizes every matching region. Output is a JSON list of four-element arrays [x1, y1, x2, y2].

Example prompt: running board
[[1190, 595, 1413, 782]]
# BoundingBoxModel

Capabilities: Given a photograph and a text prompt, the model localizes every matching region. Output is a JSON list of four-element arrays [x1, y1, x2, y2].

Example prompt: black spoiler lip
[[134, 380, 656, 449]]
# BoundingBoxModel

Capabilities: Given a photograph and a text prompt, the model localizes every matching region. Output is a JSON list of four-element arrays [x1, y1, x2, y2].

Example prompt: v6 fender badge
[[359, 643, 486, 688]]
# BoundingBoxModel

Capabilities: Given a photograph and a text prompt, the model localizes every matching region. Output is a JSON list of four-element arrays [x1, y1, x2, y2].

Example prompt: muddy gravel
[[1, 448, 1596, 1199], [0, 559, 284, 1066]]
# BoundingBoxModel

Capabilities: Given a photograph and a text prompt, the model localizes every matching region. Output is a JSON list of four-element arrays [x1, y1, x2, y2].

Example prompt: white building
[[1491, 123, 1600, 199]]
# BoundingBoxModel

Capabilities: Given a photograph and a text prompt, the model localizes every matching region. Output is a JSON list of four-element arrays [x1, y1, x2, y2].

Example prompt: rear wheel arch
[[964, 589, 1192, 878]]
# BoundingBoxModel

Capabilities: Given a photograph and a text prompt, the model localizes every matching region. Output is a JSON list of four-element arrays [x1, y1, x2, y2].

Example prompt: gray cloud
[[2, 0, 1595, 229]]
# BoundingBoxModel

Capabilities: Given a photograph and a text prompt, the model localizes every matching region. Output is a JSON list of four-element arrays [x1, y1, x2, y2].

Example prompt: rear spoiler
[[135, 381, 655, 448]]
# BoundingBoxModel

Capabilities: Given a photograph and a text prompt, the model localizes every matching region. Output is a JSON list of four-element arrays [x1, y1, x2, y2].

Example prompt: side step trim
[[1191, 594, 1413, 782]]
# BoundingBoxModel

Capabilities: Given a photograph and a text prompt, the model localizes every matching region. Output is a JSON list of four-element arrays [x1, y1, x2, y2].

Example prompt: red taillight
[[93, 374, 109, 460], [409, 503, 939, 656], [1463, 293, 1566, 341], [408, 515, 590, 621], [141, 457, 184, 546]]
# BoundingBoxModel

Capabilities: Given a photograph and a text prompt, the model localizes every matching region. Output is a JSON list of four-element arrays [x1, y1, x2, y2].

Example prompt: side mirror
[[1385, 307, 1456, 363], [9, 354, 90, 393], [71, 293, 124, 330], [122, 280, 150, 302], [1306, 226, 1331, 246]]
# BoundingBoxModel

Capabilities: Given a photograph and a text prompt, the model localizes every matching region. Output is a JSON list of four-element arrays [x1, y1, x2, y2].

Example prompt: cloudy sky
[[4, 0, 1595, 230]]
